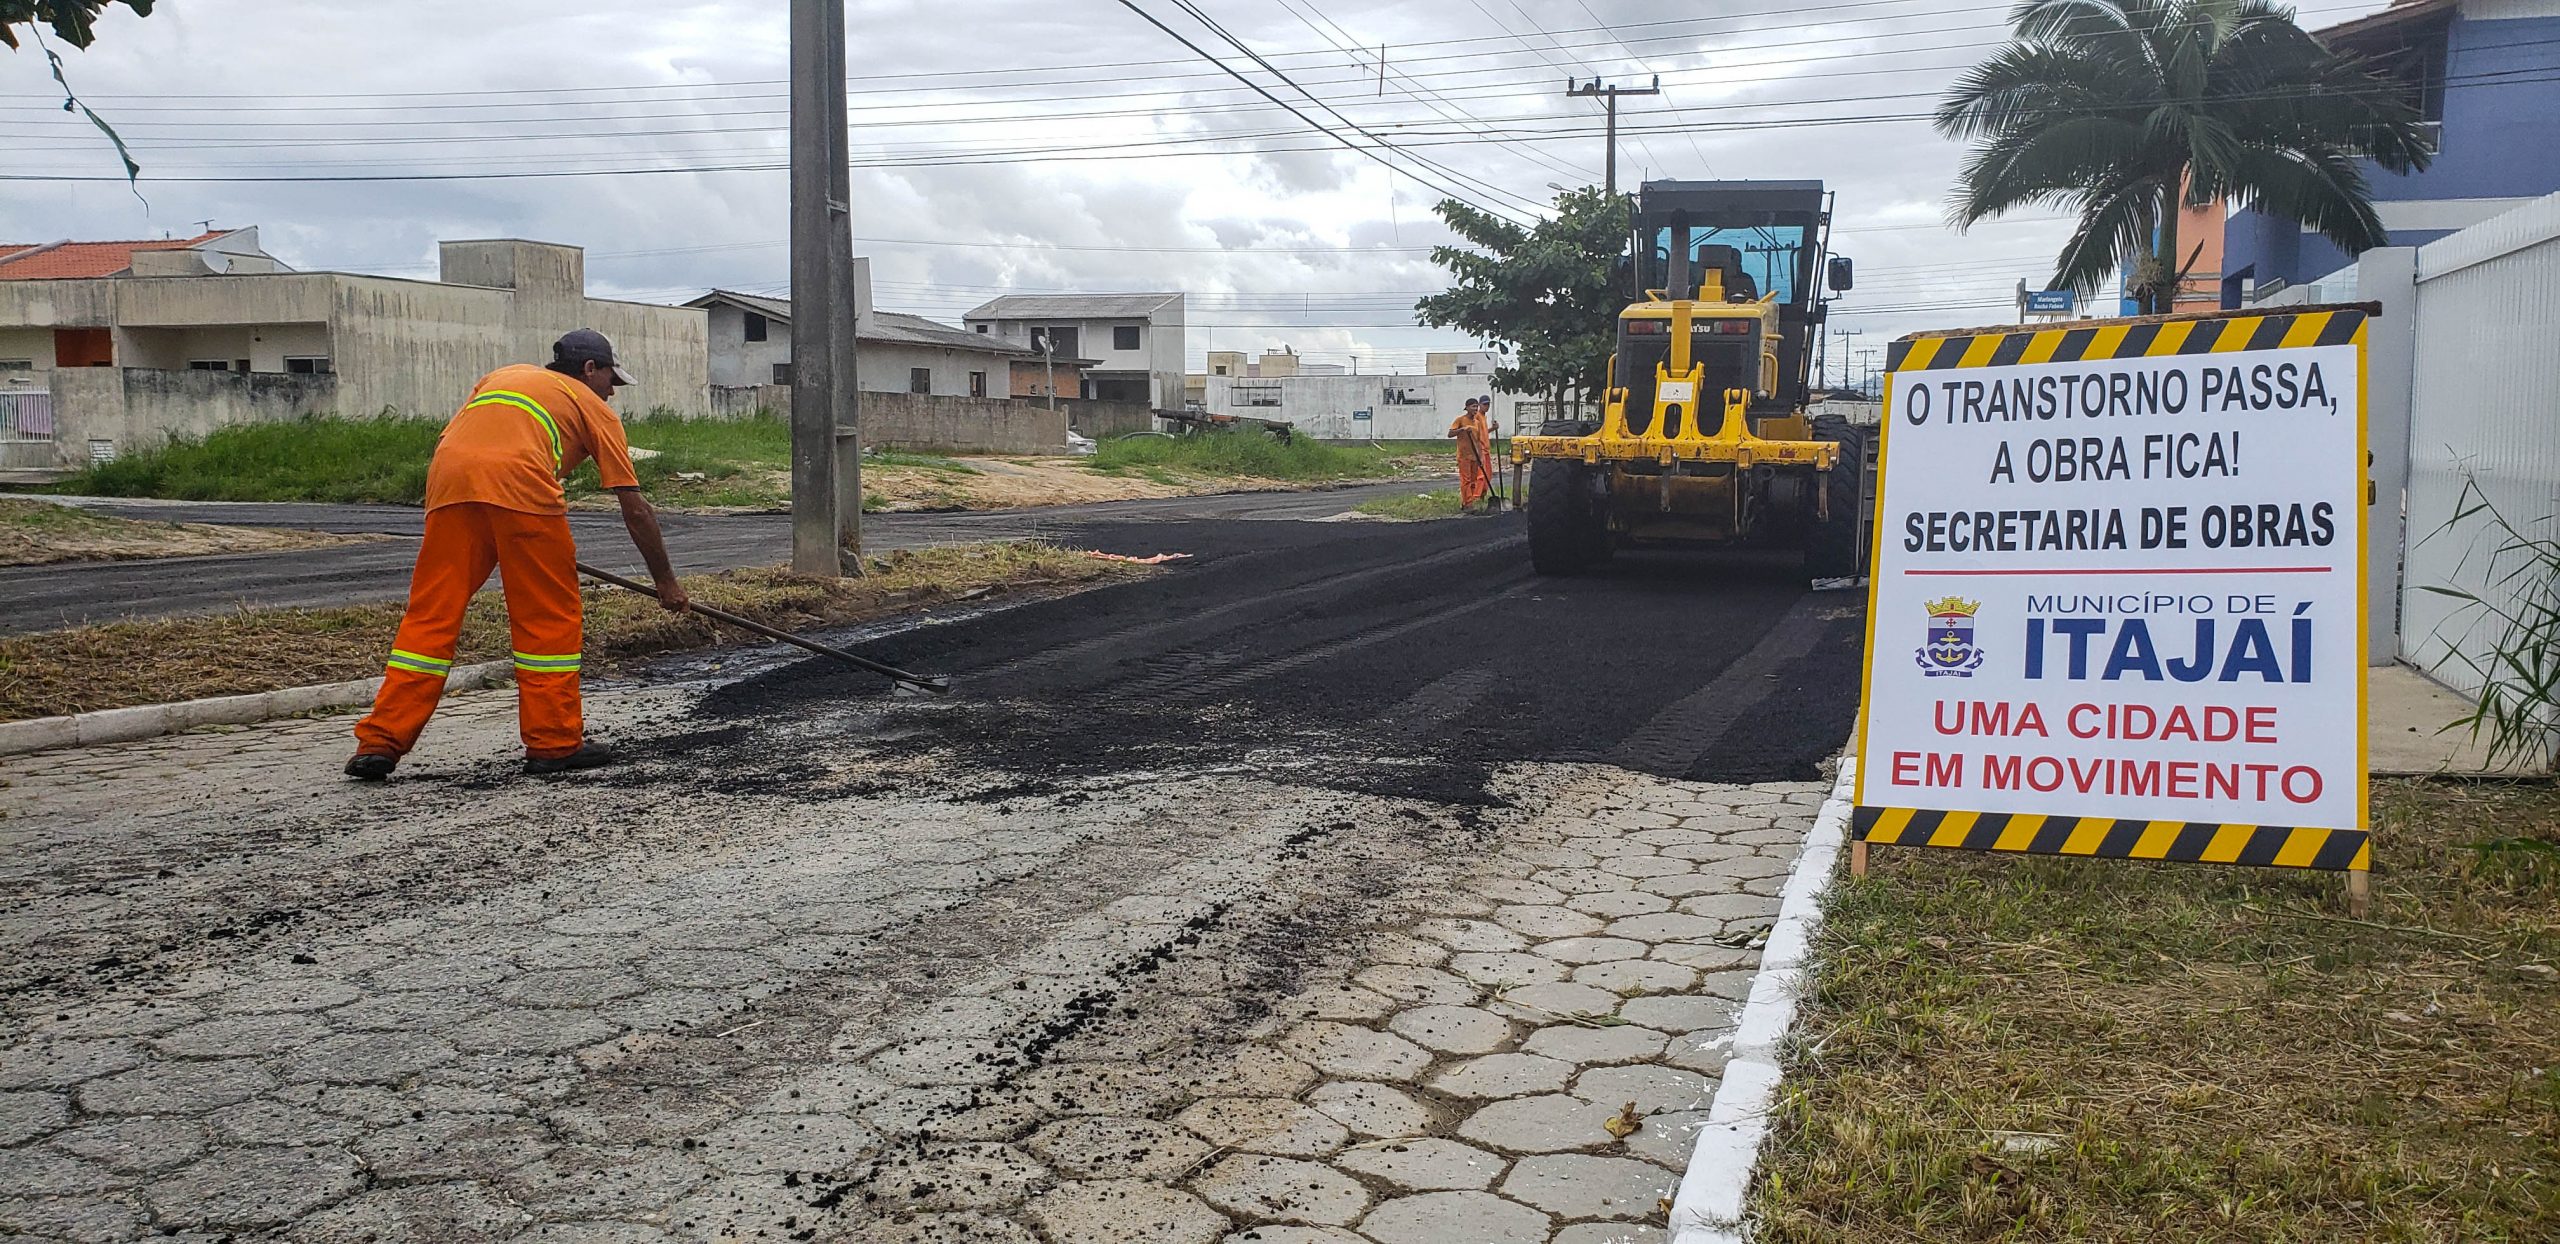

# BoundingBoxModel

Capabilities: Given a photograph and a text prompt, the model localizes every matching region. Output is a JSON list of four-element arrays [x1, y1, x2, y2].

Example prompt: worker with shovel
[[344, 329, 688, 781], [1448, 395, 1498, 512]]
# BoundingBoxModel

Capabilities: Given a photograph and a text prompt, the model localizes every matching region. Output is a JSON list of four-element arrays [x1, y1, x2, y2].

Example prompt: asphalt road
[[0, 482, 1439, 633], [0, 514, 1864, 1242]]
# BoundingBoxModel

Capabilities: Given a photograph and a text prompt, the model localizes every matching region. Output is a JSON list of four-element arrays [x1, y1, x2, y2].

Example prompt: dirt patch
[[864, 457, 1299, 512], [1752, 779, 2560, 1242], [0, 542, 1145, 721], [0, 497, 369, 567]]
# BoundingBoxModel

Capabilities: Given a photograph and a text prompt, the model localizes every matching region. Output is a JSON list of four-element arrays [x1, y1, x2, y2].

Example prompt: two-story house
[[2222, 0, 2560, 301], [962, 293, 1185, 408]]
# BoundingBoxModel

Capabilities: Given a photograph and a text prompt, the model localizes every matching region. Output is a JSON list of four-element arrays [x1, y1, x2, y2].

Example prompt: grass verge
[[0, 497, 360, 567], [1353, 489, 1468, 520], [1751, 778, 2560, 1242], [56, 416, 442, 504], [0, 542, 1144, 721], [1088, 429, 1403, 483]]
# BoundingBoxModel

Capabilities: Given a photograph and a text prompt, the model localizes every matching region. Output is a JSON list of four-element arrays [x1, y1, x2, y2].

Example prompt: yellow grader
[[1511, 180, 1867, 579]]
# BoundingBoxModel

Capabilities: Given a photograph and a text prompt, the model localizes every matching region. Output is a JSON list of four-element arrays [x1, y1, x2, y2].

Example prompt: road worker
[[345, 329, 688, 780], [1447, 395, 1497, 511]]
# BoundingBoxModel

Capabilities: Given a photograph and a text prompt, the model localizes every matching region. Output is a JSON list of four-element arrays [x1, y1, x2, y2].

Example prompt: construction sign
[[1854, 307, 2370, 879]]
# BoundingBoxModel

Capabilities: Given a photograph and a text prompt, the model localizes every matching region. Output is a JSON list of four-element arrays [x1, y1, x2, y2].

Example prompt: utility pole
[[1566, 76, 1658, 197], [1855, 347, 1881, 396], [1832, 328, 1861, 391], [789, 0, 856, 575]]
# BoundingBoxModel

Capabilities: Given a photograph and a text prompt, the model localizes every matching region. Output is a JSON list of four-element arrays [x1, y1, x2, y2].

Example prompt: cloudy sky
[[6, 0, 2390, 385]]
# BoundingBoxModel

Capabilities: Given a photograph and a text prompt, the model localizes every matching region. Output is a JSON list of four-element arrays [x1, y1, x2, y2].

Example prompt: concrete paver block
[[1306, 1080, 1434, 1139], [1615, 1108, 1710, 1170], [1471, 878, 1568, 906], [693, 1112, 878, 1174], [1532, 937, 1649, 965], [155, 1014, 335, 1059], [1674, 893, 1782, 922], [1333, 1136, 1504, 1191], [1602, 913, 1726, 944], [1452, 1093, 1626, 1154], [1027, 1116, 1211, 1180], [1193, 1153, 1371, 1226], [1659, 1030, 1738, 1077], [1612, 995, 1741, 1035], [1486, 982, 1622, 1026], [1530, 868, 1632, 894], [76, 1058, 274, 1115], [1498, 1153, 1677, 1220], [1350, 966, 1476, 1006], [1277, 1023, 1432, 1082], [1491, 905, 1604, 939], [1357, 1190, 1550, 1244], [1648, 943, 1757, 972], [1215, 1228, 1367, 1244], [1519, 1024, 1667, 1066], [1570, 1064, 1717, 1116], [146, 1144, 364, 1229], [1595, 855, 1690, 880], [1563, 890, 1673, 918], [1446, 952, 1571, 988], [1176, 1097, 1351, 1157], [0, 1088, 71, 1146], [283, 1179, 531, 1243], [278, 1032, 460, 1085], [1384, 1005, 1513, 1056], [1030, 1179, 1229, 1244], [1426, 1052, 1576, 1100], [839, 1210, 1040, 1243], [1411, 919, 1528, 954]]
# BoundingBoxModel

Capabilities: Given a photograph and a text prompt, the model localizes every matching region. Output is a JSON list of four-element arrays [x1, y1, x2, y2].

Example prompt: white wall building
[[963, 293, 1184, 408], [1203, 372, 1541, 440], [690, 261, 1027, 399]]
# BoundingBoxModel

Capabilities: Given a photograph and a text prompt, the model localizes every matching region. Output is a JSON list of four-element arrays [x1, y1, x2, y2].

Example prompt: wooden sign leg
[[2346, 868, 2370, 918], [1850, 839, 1868, 878]]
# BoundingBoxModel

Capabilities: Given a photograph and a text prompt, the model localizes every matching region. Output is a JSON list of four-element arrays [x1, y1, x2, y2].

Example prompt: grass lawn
[[1752, 778, 2560, 1242], [1353, 489, 1469, 520], [58, 416, 443, 504], [1087, 429, 1404, 483], [0, 542, 1144, 721]]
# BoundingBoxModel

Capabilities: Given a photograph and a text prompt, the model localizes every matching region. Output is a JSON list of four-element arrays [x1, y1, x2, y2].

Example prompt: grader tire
[[1527, 459, 1590, 575], [1803, 413, 1871, 581]]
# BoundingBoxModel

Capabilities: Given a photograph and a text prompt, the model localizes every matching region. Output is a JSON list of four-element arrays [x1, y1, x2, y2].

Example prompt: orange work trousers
[[352, 502, 586, 760], [1455, 437, 1493, 508]]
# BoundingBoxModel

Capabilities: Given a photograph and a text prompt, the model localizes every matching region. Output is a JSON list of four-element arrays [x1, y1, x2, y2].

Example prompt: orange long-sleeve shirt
[[424, 364, 640, 516]]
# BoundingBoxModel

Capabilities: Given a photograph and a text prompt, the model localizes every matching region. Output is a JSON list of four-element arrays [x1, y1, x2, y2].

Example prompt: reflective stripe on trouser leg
[[511, 651, 581, 674], [353, 504, 500, 757]]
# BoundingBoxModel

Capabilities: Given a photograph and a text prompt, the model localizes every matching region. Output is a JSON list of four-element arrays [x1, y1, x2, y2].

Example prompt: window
[[1113, 325, 1141, 351], [909, 367, 933, 394], [974, 324, 989, 333], [771, 363, 793, 385], [968, 370, 987, 398], [188, 360, 233, 372], [743, 311, 769, 343], [1030, 326, 1078, 358], [1234, 382, 1283, 408], [1212, 363, 1230, 376], [0, 360, 32, 373], [283, 356, 333, 375]]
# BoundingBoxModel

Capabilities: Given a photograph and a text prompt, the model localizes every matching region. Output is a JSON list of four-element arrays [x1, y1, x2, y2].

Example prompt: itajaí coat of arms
[[1916, 596, 1986, 676]]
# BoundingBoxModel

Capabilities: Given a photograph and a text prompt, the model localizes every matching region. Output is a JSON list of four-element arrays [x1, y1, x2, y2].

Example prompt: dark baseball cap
[[553, 328, 635, 385]]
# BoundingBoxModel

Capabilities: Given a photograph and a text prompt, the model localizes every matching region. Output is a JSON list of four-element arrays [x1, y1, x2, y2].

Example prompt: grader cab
[[1512, 179, 1869, 579]]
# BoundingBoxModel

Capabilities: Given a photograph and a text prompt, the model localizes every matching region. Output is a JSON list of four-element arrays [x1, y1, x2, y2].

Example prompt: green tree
[[2, 0, 152, 48], [1939, 0, 2433, 314], [1416, 187, 1629, 421]]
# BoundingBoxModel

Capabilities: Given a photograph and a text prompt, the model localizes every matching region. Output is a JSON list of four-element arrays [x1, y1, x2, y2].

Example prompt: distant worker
[[345, 329, 689, 781], [1447, 396, 1497, 511]]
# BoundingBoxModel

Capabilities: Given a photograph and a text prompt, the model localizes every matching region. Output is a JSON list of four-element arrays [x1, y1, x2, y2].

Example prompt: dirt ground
[[864, 457, 1309, 512], [0, 498, 369, 567]]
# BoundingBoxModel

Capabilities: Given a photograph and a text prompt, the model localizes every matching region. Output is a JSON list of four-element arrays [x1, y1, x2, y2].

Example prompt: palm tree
[[1939, 0, 2434, 314]]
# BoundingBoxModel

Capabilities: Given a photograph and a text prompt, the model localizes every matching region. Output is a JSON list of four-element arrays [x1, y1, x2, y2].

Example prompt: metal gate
[[2397, 195, 2560, 698], [0, 390, 52, 443]]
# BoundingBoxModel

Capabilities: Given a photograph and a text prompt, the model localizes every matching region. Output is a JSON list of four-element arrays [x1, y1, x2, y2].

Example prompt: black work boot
[[344, 752, 398, 781], [525, 743, 618, 776]]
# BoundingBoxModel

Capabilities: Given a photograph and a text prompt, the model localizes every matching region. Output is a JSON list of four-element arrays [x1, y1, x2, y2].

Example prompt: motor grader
[[1512, 179, 1867, 579]]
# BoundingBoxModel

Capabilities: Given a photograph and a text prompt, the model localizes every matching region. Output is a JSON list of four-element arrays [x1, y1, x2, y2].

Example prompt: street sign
[[1855, 308, 2371, 902], [1352, 409, 1373, 421], [2023, 289, 2074, 315]]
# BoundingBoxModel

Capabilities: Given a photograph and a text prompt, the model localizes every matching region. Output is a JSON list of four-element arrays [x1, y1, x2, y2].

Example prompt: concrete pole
[[787, 0, 842, 576], [2356, 245, 2418, 666], [823, 0, 863, 559]]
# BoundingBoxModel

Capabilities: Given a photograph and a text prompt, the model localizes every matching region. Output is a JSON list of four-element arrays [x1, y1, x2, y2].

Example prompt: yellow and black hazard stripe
[[1885, 307, 2367, 372], [1854, 805, 2369, 871]]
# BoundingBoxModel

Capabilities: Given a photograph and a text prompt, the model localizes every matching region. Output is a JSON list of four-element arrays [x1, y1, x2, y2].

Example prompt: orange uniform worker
[[1446, 396, 1498, 511], [345, 329, 689, 780]]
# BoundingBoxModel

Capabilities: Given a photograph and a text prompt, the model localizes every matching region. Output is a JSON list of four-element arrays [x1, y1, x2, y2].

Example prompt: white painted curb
[[1667, 752, 1858, 1243], [0, 660, 512, 759]]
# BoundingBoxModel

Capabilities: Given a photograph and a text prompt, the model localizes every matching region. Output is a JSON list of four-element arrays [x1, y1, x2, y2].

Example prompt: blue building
[[2219, 0, 2560, 306]]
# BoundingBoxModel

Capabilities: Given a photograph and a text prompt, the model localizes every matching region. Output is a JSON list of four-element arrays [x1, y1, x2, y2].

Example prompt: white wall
[[702, 302, 794, 388], [854, 341, 1012, 399], [2395, 193, 2560, 719], [1204, 372, 1530, 440]]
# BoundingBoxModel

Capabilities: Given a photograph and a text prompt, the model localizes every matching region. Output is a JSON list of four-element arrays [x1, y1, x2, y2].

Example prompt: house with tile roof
[[687, 260, 1030, 400], [0, 228, 281, 282]]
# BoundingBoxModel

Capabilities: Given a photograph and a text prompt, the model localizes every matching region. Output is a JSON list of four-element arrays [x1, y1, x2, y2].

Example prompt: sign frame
[[1849, 306, 2375, 912], [2022, 289, 2075, 315]]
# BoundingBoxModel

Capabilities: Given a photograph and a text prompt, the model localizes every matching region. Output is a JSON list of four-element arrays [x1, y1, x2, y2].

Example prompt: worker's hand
[[655, 580, 691, 613]]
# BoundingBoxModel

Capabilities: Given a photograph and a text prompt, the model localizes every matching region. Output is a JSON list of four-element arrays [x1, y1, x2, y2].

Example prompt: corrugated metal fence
[[2397, 193, 2560, 699]]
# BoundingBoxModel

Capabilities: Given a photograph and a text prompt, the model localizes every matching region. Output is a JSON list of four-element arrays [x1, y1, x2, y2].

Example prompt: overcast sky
[[5, 0, 2390, 384]]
